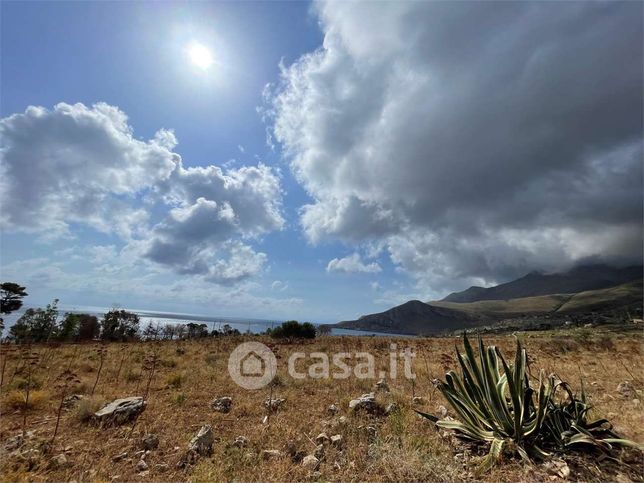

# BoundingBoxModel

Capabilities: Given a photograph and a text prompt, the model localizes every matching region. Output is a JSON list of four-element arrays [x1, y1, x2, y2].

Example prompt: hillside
[[442, 264, 642, 303], [335, 300, 486, 335], [433, 279, 643, 318]]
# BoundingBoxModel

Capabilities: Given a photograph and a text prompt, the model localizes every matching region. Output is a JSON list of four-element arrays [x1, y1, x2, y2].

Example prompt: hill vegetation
[[441, 264, 641, 303], [337, 265, 642, 335]]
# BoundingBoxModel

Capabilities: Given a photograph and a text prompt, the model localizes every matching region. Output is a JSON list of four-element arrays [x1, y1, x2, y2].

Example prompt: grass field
[[0, 329, 642, 482]]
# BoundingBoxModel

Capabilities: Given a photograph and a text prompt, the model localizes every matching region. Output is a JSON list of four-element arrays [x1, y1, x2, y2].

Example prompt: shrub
[[160, 358, 178, 368], [416, 334, 640, 473], [10, 376, 42, 391], [124, 370, 142, 382], [3, 389, 49, 410], [268, 320, 316, 339], [171, 392, 186, 406], [75, 397, 104, 423], [165, 372, 184, 389]]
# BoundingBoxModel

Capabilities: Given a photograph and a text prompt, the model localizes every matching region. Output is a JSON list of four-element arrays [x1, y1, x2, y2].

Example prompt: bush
[[75, 397, 104, 423], [165, 372, 184, 389], [416, 334, 639, 474], [268, 320, 316, 339], [10, 376, 42, 391], [3, 390, 49, 410], [124, 370, 142, 382]]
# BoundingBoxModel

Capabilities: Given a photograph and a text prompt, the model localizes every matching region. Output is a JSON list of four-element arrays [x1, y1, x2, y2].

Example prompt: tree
[[0, 282, 28, 315], [9, 299, 59, 343], [268, 320, 316, 339], [77, 314, 100, 341], [142, 322, 161, 340], [162, 324, 177, 340], [186, 322, 209, 339], [100, 309, 140, 342], [58, 313, 81, 341]]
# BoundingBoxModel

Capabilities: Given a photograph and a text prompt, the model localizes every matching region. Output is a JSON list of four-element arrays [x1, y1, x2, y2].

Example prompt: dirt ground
[[0, 328, 642, 482]]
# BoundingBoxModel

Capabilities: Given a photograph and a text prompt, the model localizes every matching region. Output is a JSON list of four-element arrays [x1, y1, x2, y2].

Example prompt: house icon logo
[[228, 342, 277, 390]]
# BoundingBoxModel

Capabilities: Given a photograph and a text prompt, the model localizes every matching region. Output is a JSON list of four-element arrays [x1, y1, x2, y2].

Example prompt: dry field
[[0, 329, 642, 482]]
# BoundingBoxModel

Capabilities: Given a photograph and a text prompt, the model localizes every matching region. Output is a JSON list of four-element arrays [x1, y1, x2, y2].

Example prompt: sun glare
[[187, 42, 214, 70]]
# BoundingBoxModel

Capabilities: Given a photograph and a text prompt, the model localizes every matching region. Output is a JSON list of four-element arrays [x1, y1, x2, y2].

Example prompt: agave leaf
[[476, 438, 505, 475], [413, 409, 438, 423], [601, 438, 644, 450]]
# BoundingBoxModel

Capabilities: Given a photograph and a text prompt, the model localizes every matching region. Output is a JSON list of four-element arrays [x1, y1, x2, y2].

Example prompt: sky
[[1, 1, 642, 323]]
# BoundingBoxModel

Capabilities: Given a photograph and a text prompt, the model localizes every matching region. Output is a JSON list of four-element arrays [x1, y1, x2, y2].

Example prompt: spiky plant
[[416, 334, 640, 472]]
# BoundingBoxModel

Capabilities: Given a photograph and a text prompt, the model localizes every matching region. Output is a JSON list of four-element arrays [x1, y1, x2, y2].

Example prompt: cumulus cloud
[[268, 1, 643, 293], [327, 253, 381, 274], [1, 102, 284, 285], [0, 102, 176, 237]]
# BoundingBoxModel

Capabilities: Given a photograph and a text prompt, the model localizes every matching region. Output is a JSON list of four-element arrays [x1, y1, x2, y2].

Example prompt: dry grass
[[2, 389, 49, 410], [0, 329, 642, 482]]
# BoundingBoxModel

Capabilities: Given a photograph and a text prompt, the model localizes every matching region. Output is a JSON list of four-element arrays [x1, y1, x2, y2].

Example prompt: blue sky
[[1, 1, 642, 323]]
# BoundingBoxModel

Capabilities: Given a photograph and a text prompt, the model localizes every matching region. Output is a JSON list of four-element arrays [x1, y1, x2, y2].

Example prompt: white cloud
[[271, 280, 288, 291], [327, 253, 381, 274], [268, 1, 643, 293], [0, 102, 176, 238], [0, 102, 284, 285]]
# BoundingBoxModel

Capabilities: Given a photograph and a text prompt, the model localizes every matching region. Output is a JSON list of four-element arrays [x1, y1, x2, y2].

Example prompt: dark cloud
[[269, 0, 643, 292]]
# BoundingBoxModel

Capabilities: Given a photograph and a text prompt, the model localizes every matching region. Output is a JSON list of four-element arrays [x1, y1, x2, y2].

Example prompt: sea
[[1, 304, 410, 338]]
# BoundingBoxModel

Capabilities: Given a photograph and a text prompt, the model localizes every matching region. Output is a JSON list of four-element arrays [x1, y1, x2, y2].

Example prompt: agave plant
[[417, 334, 640, 472]]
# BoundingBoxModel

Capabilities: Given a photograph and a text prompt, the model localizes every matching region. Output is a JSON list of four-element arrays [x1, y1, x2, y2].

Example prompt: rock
[[177, 425, 214, 468], [189, 425, 214, 457], [50, 454, 69, 469], [338, 416, 347, 425], [135, 460, 148, 472], [412, 396, 424, 405], [361, 425, 378, 442], [264, 397, 286, 411], [315, 432, 330, 445], [232, 436, 248, 448], [4, 431, 34, 451], [142, 434, 159, 450], [62, 394, 85, 409], [544, 458, 570, 479], [385, 403, 399, 415], [94, 397, 146, 425], [375, 378, 390, 392], [211, 396, 233, 413], [328, 404, 339, 415], [617, 381, 636, 398], [261, 449, 282, 460], [154, 463, 169, 472], [330, 434, 343, 447], [633, 398, 640, 407], [437, 405, 448, 418], [349, 393, 383, 415], [302, 454, 319, 470], [313, 444, 325, 459], [112, 452, 128, 462]]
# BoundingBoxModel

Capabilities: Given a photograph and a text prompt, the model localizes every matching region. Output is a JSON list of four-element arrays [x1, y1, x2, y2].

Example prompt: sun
[[187, 42, 213, 70]]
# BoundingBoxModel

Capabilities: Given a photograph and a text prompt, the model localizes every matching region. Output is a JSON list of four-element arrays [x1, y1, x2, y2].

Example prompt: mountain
[[433, 279, 643, 318], [335, 300, 487, 335], [335, 265, 642, 335], [441, 264, 642, 303]]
